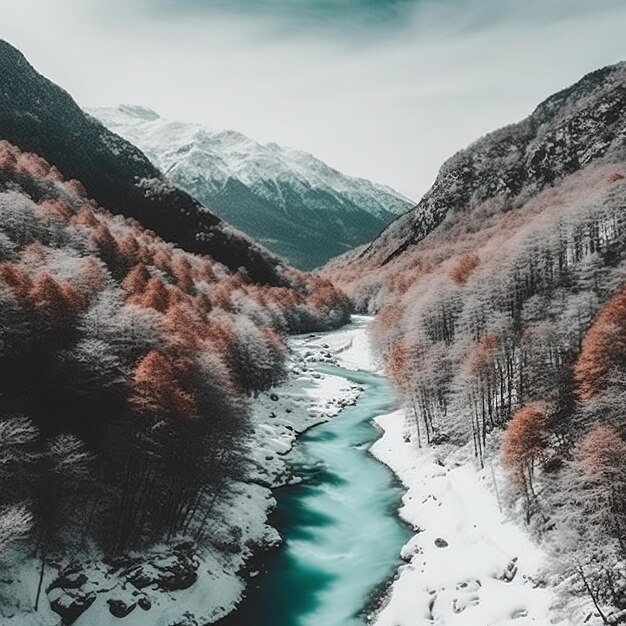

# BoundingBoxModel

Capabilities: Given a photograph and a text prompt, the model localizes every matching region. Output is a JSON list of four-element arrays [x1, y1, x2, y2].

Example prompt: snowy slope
[[91, 105, 413, 269], [371, 422, 563, 626]]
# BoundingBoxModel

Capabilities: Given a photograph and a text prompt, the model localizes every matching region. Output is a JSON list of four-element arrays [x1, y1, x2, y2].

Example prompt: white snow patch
[[291, 315, 379, 372], [370, 409, 568, 626]]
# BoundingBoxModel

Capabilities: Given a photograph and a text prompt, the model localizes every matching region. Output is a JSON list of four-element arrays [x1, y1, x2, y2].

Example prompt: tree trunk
[[577, 564, 609, 624], [34, 541, 46, 611]]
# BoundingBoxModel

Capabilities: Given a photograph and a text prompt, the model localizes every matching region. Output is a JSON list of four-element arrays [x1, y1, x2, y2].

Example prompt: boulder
[[126, 544, 198, 591], [498, 557, 518, 582], [51, 572, 88, 592], [49, 589, 96, 625], [108, 598, 137, 618]]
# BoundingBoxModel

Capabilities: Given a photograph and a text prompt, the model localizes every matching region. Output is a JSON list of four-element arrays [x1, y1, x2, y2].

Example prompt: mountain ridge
[[0, 39, 283, 285], [352, 59, 626, 270]]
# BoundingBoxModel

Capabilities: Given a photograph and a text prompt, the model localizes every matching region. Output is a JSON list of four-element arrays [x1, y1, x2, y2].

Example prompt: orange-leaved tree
[[575, 285, 626, 401], [501, 402, 548, 499], [449, 253, 480, 285], [130, 350, 197, 420]]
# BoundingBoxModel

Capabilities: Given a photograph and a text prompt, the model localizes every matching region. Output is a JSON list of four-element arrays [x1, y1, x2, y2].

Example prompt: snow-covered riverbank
[[290, 315, 563, 626], [370, 416, 560, 625], [172, 315, 382, 625], [3, 315, 564, 626], [1, 322, 365, 626]]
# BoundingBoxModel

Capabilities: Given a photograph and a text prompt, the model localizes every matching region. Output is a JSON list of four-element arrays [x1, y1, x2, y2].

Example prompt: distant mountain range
[[92, 105, 412, 269]]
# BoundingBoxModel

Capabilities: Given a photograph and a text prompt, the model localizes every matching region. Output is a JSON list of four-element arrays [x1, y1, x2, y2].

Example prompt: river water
[[217, 360, 410, 626]]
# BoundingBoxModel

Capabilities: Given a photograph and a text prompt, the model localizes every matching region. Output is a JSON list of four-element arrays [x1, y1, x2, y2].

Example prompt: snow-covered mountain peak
[[92, 106, 412, 212], [92, 105, 413, 268]]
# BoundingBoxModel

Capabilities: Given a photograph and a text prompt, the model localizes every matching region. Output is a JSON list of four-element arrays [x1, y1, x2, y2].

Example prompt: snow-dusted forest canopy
[[324, 62, 626, 619], [0, 137, 350, 610]]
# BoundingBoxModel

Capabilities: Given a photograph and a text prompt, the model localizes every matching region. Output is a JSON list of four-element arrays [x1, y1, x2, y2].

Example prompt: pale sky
[[3, 0, 626, 200]]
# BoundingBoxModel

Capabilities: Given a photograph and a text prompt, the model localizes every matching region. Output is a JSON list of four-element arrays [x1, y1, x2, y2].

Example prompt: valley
[[219, 317, 557, 626], [0, 25, 625, 626], [92, 105, 412, 270]]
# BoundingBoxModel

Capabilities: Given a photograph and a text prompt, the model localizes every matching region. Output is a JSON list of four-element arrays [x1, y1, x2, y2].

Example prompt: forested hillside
[[324, 62, 626, 620], [0, 40, 283, 285], [0, 137, 348, 598], [0, 42, 351, 623]]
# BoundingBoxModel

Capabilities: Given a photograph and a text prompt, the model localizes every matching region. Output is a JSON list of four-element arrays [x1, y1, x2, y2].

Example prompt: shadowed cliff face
[[0, 40, 283, 285], [356, 61, 626, 268]]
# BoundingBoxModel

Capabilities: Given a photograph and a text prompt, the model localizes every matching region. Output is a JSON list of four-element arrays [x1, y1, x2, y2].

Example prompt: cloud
[[142, 0, 626, 41], [2, 0, 626, 199], [146, 0, 420, 38]]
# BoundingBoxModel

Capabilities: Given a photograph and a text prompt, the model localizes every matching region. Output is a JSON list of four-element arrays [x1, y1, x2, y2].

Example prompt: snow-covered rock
[[49, 587, 96, 624]]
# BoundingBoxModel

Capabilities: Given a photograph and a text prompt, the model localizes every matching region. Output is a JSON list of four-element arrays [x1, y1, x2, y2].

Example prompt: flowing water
[[217, 361, 410, 626]]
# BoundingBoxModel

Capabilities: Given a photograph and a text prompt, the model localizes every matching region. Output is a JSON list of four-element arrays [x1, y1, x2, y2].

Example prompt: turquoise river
[[217, 359, 411, 626]]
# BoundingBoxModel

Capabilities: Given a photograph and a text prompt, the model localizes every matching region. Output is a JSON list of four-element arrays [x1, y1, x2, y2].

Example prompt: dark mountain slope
[[0, 40, 280, 284]]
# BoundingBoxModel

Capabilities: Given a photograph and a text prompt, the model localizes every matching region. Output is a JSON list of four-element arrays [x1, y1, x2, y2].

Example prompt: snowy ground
[[370, 415, 564, 626], [290, 314, 379, 373]]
